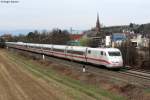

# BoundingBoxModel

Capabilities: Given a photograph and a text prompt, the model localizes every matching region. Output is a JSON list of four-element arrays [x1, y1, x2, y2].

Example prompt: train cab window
[[108, 52, 120, 56], [88, 50, 91, 54]]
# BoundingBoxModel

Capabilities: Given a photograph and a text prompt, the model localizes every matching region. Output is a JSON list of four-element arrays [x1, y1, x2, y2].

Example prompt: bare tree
[[50, 29, 71, 45], [118, 40, 138, 67]]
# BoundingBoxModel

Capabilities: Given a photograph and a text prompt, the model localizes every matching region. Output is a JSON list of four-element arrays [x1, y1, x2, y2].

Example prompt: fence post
[[42, 54, 45, 60]]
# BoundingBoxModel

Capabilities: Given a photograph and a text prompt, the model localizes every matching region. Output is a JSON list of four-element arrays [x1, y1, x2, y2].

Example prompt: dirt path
[[0, 50, 62, 100], [0, 49, 99, 100]]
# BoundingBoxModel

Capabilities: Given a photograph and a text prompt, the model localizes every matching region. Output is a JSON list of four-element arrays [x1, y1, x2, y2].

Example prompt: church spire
[[96, 13, 101, 32]]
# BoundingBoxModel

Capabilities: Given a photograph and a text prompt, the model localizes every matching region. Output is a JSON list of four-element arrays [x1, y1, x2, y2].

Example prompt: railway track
[[119, 70, 150, 81], [45, 55, 150, 88], [129, 68, 150, 74], [9, 48, 150, 88], [119, 67, 150, 81]]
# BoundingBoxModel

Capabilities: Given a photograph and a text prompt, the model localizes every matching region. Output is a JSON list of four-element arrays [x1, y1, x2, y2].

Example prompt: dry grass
[[8, 49, 150, 100]]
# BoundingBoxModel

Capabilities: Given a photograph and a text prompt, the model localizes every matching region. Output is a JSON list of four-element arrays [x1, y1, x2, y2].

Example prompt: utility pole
[[70, 27, 73, 34]]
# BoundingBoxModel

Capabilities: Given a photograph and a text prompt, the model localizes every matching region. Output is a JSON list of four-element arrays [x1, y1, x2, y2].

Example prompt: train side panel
[[71, 46, 87, 62], [52, 45, 66, 58], [42, 44, 53, 55], [86, 48, 110, 66]]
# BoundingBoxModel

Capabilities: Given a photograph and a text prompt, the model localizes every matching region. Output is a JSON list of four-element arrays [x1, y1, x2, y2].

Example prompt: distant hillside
[[102, 25, 128, 33], [0, 29, 47, 36], [102, 23, 150, 34]]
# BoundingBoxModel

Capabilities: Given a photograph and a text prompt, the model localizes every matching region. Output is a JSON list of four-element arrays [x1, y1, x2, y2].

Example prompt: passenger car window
[[88, 50, 91, 54], [72, 51, 84, 55], [101, 51, 103, 56]]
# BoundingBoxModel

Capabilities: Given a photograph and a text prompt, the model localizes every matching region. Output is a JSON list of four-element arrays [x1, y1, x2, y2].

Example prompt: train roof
[[41, 44, 52, 48], [6, 42, 120, 52], [88, 47, 120, 52]]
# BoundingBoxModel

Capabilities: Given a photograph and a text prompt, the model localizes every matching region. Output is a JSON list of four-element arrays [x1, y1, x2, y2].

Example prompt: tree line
[[9, 29, 71, 45], [102, 23, 150, 34]]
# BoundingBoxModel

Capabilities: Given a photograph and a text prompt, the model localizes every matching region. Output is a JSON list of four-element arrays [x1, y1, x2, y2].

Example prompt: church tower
[[96, 13, 101, 32]]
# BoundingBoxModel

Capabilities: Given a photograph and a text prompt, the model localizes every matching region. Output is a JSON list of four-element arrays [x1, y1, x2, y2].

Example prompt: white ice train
[[6, 42, 123, 68]]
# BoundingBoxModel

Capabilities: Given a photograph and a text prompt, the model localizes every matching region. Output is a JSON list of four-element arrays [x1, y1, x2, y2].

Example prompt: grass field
[[0, 49, 127, 100]]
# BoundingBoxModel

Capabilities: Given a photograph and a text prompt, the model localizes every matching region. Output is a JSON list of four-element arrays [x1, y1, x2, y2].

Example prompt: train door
[[86, 48, 93, 64], [51, 45, 54, 56], [65, 46, 68, 58], [66, 46, 73, 60], [99, 50, 108, 66], [70, 46, 74, 61], [85, 48, 88, 63]]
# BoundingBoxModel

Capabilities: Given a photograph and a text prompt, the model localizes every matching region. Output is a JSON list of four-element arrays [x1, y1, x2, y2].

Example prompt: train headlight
[[112, 61, 119, 63]]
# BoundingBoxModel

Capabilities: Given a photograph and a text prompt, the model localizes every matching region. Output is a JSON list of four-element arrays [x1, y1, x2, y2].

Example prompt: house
[[70, 34, 83, 41], [131, 34, 149, 48], [67, 34, 84, 46], [111, 33, 126, 47]]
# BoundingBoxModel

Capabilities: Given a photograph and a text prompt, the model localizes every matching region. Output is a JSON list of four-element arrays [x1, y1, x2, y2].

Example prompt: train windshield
[[108, 52, 121, 56]]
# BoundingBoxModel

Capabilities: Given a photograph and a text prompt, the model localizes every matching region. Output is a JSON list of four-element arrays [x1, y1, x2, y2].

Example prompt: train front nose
[[107, 50, 123, 68], [109, 57, 123, 67]]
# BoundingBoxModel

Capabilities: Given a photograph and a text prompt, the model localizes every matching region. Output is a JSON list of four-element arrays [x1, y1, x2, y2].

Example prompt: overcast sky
[[0, 0, 149, 31]]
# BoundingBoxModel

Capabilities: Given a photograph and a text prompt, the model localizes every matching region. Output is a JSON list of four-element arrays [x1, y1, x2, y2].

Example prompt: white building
[[131, 34, 149, 48]]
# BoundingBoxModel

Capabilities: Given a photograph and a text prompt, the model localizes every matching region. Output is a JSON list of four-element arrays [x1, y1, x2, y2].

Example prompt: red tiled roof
[[70, 34, 83, 40]]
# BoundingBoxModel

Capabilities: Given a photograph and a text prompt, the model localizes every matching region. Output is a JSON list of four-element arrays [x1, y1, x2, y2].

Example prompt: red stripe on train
[[13, 47, 111, 64]]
